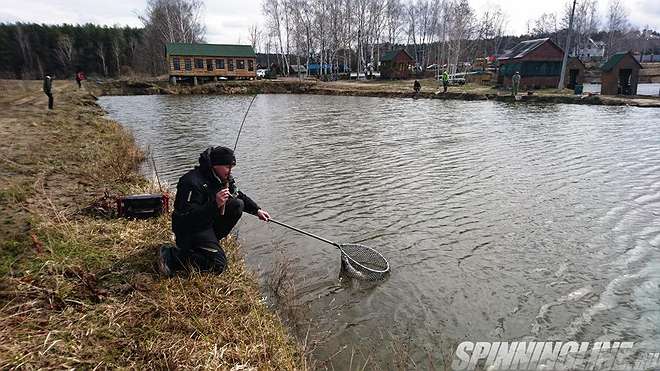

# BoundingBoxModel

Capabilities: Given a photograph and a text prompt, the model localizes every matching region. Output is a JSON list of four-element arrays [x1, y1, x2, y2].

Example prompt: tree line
[[0, 0, 658, 80], [0, 0, 206, 79], [0, 23, 144, 79], [256, 0, 660, 77]]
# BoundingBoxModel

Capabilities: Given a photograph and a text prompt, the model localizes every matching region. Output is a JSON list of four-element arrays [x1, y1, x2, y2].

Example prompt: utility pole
[[558, 0, 577, 89]]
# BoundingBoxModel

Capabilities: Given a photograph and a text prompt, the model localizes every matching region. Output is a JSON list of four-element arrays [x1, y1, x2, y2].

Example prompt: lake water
[[99, 94, 660, 368]]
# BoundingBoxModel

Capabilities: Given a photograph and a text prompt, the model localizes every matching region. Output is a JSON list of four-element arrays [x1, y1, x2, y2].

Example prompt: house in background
[[380, 49, 415, 79], [600, 51, 642, 95], [166, 43, 256, 84], [497, 38, 564, 89], [574, 38, 605, 61]]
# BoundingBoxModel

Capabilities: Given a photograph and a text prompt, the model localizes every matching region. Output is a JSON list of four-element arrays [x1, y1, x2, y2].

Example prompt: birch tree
[[138, 0, 206, 74], [56, 34, 75, 74], [96, 42, 108, 76], [248, 24, 262, 52], [385, 0, 404, 47], [15, 24, 35, 78], [262, 0, 288, 74], [605, 0, 629, 57]]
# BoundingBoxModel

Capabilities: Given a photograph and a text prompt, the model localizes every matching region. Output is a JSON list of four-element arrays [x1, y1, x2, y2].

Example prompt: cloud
[[0, 0, 658, 43], [630, 0, 660, 29]]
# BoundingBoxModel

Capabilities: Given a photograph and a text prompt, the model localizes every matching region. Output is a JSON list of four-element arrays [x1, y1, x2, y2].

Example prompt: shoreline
[[96, 78, 660, 108], [0, 80, 304, 369]]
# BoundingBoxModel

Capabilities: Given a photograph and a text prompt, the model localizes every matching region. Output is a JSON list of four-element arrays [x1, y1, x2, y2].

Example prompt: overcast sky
[[1, 0, 658, 44]]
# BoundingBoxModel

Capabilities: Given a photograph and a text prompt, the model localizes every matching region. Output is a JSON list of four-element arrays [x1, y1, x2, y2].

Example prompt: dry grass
[[0, 81, 303, 369]]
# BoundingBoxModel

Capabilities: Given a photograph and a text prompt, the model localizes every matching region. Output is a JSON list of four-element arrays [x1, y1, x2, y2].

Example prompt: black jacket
[[43, 77, 52, 94], [172, 148, 260, 235]]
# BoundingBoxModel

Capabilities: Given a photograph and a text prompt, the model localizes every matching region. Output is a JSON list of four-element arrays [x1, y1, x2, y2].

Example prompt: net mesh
[[339, 243, 390, 281]]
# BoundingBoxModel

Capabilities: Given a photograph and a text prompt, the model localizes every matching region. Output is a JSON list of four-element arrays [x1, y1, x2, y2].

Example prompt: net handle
[[268, 218, 341, 248]]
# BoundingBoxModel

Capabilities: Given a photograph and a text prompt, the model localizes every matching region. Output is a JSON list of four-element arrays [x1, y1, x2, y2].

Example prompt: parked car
[[256, 69, 268, 78]]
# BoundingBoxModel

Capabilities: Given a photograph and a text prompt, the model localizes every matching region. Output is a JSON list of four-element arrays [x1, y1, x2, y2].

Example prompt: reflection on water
[[99, 94, 660, 367]]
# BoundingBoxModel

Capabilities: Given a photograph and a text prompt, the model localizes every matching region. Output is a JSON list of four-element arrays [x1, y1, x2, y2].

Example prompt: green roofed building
[[166, 43, 257, 84], [600, 51, 642, 95]]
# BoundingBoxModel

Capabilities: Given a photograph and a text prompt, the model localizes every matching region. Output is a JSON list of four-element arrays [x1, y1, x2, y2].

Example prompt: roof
[[380, 49, 414, 62], [166, 43, 256, 58], [600, 51, 643, 72], [498, 38, 562, 60], [290, 64, 307, 73], [568, 56, 586, 69]]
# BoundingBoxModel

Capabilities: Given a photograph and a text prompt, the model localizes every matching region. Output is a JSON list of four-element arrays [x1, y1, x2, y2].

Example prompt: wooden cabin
[[166, 43, 256, 84], [380, 49, 415, 79], [600, 52, 642, 95], [497, 38, 564, 89], [565, 57, 586, 89]]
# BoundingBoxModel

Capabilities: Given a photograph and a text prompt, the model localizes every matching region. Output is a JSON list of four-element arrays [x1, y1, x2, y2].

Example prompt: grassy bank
[[0, 80, 304, 369], [96, 77, 660, 108]]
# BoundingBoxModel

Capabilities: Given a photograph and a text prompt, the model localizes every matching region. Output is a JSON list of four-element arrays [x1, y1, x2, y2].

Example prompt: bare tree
[[111, 34, 123, 76], [560, 0, 598, 56], [56, 34, 75, 75], [366, 0, 386, 69], [138, 0, 206, 74], [445, 0, 475, 74], [15, 24, 35, 78], [248, 24, 262, 52], [605, 0, 629, 57], [289, 0, 314, 75], [96, 42, 108, 76], [262, 0, 289, 74], [406, 0, 437, 68], [353, 0, 377, 78], [385, 0, 404, 47], [532, 12, 558, 41], [475, 7, 506, 58]]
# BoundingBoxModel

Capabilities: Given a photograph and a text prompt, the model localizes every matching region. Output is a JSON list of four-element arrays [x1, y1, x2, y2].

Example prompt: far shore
[[87, 77, 660, 108]]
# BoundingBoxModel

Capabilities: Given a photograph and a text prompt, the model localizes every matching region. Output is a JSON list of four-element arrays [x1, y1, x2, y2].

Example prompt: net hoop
[[339, 243, 390, 280]]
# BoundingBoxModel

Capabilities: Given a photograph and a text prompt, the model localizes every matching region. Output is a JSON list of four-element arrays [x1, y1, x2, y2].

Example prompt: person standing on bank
[[43, 74, 53, 110], [159, 146, 271, 276], [413, 79, 421, 96], [512, 71, 521, 96], [442, 70, 449, 93], [75, 70, 86, 89]]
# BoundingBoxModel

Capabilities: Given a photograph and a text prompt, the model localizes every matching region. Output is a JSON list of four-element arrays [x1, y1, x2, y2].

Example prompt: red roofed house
[[497, 38, 565, 89]]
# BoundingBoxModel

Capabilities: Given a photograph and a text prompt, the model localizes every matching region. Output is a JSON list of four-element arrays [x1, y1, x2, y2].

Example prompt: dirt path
[[0, 80, 111, 243]]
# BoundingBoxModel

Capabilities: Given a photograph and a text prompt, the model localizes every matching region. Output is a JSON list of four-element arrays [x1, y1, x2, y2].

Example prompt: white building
[[573, 38, 605, 60]]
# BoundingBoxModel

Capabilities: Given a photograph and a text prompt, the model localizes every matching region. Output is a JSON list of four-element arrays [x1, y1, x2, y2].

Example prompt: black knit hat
[[209, 146, 236, 166]]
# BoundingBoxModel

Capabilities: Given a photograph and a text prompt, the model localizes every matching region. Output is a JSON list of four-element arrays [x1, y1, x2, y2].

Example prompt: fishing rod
[[150, 149, 164, 194], [233, 94, 258, 152], [220, 94, 257, 215], [223, 94, 390, 281]]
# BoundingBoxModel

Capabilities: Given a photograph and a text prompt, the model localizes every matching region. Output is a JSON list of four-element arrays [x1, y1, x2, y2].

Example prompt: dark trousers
[[76, 79, 81, 88], [172, 198, 244, 273], [443, 82, 448, 93], [45, 92, 53, 109]]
